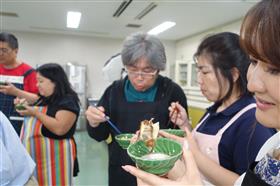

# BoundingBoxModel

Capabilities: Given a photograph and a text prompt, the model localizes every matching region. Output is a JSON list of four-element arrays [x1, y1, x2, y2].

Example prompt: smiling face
[[36, 73, 55, 97], [196, 55, 229, 102], [247, 58, 280, 129]]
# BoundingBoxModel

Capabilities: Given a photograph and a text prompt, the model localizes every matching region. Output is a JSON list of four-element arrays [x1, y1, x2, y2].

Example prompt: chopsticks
[[94, 106, 122, 134], [103, 116, 122, 134], [167, 107, 178, 129]]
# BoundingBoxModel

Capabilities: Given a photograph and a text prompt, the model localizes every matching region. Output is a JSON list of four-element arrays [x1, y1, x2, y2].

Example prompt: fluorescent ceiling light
[[67, 11, 81, 28], [148, 21, 176, 35]]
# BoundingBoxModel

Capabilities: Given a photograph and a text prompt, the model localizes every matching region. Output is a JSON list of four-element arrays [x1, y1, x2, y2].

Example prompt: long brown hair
[[240, 0, 280, 69]]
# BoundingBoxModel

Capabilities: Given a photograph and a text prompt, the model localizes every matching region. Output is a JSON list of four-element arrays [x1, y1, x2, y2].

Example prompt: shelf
[[175, 60, 210, 109]]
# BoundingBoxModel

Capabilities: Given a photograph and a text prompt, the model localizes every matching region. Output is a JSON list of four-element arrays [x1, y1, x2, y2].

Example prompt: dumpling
[[139, 118, 159, 148]]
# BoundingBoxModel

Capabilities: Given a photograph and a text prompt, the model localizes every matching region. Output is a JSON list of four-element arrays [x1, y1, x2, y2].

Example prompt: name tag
[[10, 116, 24, 121], [0, 75, 24, 84]]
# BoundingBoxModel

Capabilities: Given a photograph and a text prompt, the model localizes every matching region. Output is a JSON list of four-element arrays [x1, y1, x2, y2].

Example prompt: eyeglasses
[[0, 48, 12, 55], [125, 67, 158, 79]]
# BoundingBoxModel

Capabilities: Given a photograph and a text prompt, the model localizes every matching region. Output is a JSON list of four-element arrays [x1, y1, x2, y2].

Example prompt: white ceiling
[[1, 0, 258, 41]]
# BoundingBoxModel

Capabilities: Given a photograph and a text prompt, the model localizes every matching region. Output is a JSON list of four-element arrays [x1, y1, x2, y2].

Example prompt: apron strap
[[217, 103, 256, 135], [193, 113, 210, 131], [23, 68, 35, 77]]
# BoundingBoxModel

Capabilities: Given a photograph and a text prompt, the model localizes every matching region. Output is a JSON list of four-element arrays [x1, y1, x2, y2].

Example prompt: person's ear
[[13, 48, 18, 55], [231, 67, 240, 82]]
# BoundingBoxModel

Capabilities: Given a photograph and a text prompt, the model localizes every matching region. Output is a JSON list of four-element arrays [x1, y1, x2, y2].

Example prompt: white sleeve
[[0, 111, 35, 185], [0, 139, 15, 186]]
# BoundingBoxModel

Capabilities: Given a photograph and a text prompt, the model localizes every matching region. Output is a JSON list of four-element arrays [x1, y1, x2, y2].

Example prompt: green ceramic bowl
[[15, 104, 26, 110], [115, 133, 134, 149], [161, 129, 185, 137], [127, 138, 182, 175]]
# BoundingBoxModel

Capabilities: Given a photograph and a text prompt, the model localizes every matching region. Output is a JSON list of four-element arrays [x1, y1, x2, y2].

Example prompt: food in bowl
[[15, 103, 26, 110], [119, 136, 130, 140], [127, 137, 182, 175], [115, 133, 134, 149], [139, 118, 159, 149], [141, 152, 171, 160]]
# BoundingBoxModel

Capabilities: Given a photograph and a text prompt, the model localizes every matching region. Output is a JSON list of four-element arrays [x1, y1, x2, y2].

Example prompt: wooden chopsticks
[[167, 107, 178, 129]]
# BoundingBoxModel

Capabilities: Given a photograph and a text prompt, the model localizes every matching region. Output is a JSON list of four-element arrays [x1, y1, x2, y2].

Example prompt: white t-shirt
[[234, 131, 280, 185]]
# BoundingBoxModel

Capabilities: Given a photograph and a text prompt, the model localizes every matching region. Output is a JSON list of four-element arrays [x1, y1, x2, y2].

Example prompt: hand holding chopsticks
[[85, 105, 122, 134], [168, 102, 191, 130], [103, 115, 122, 134], [167, 105, 179, 129]]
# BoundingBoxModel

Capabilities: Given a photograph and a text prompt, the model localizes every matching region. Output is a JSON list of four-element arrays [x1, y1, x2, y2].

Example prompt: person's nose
[[36, 82, 40, 88], [247, 63, 265, 93], [135, 72, 145, 80], [197, 72, 203, 85]]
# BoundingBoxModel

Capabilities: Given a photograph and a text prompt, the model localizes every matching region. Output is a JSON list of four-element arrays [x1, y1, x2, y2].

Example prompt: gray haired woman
[[86, 32, 188, 186]]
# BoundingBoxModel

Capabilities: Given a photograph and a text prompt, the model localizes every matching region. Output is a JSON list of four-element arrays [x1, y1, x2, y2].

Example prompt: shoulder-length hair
[[194, 32, 251, 103], [240, 0, 280, 70], [36, 63, 80, 104]]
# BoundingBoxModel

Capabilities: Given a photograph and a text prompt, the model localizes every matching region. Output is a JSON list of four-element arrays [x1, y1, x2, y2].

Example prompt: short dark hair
[[0, 32, 18, 49], [240, 0, 280, 70], [194, 32, 251, 103], [36, 63, 80, 104]]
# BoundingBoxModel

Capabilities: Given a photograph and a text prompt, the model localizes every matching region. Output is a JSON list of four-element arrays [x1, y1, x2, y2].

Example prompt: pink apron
[[192, 103, 256, 181]]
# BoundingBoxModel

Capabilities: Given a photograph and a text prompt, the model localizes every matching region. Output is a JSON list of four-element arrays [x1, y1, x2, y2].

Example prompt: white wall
[[11, 18, 240, 104], [176, 20, 242, 61], [12, 31, 176, 99], [175, 19, 243, 109]]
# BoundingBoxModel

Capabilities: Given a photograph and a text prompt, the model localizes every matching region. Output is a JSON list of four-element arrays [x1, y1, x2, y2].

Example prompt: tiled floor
[[74, 131, 108, 186]]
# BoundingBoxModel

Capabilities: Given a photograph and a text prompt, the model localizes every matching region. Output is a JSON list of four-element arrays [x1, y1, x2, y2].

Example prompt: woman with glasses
[[122, 31, 276, 186], [86, 32, 188, 186]]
